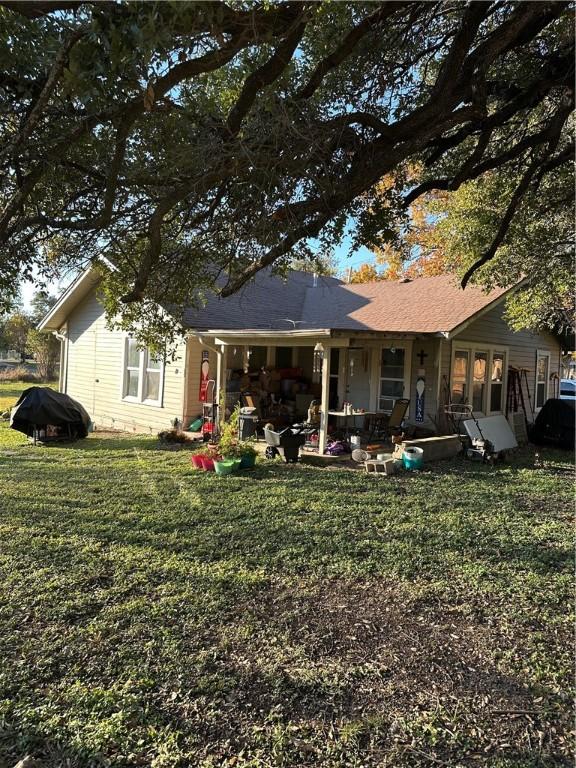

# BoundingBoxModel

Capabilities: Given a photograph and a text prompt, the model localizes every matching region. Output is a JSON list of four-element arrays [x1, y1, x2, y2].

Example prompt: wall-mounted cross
[[417, 349, 428, 365]]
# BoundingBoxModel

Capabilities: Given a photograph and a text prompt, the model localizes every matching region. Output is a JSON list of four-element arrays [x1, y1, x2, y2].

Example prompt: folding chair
[[367, 398, 410, 443]]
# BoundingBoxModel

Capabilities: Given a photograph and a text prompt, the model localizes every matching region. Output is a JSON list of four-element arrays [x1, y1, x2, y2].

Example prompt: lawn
[[0, 382, 573, 767]]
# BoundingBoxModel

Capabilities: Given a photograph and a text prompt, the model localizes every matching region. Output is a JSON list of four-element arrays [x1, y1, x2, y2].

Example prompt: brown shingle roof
[[183, 272, 511, 335]]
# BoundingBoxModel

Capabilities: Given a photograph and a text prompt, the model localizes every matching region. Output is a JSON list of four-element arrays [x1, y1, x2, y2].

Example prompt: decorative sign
[[415, 376, 426, 422], [199, 350, 210, 402]]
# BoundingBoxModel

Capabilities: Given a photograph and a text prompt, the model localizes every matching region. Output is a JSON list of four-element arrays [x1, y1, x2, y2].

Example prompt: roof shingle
[[183, 271, 511, 335]]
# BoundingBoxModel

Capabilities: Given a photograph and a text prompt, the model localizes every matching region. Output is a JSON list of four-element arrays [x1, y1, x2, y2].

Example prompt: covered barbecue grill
[[10, 386, 92, 442]]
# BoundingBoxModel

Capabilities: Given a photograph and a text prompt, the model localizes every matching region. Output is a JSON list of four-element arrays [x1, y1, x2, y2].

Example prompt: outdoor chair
[[366, 398, 410, 443]]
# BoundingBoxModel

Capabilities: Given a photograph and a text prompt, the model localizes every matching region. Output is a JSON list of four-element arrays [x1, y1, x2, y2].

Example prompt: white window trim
[[373, 341, 413, 414], [535, 349, 551, 413], [121, 337, 165, 407], [450, 342, 509, 417]]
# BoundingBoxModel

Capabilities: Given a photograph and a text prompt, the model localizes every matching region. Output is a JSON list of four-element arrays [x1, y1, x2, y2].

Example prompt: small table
[[328, 410, 376, 437]]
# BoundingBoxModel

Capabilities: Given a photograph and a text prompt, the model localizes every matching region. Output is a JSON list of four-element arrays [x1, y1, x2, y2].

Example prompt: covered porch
[[190, 330, 431, 454]]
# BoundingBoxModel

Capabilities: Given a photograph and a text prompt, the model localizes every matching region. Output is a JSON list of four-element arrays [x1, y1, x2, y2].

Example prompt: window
[[451, 350, 469, 403], [379, 348, 405, 411], [472, 351, 488, 412], [451, 345, 507, 414], [144, 352, 162, 402], [125, 338, 141, 398], [490, 352, 505, 412], [535, 351, 550, 410], [123, 338, 164, 405]]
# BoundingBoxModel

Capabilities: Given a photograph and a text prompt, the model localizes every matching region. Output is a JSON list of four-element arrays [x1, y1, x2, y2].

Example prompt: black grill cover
[[529, 398, 575, 450], [10, 386, 91, 439]]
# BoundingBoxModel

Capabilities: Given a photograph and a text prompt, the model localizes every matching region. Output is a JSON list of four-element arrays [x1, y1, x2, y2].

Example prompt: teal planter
[[239, 453, 256, 470]]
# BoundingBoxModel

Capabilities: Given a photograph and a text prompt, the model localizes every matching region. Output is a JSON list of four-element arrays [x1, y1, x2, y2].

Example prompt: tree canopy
[[0, 0, 573, 343]]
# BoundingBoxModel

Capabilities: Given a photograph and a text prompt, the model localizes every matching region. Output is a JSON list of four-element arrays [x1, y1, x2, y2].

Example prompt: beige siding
[[444, 301, 561, 418], [182, 338, 217, 428], [66, 290, 187, 433]]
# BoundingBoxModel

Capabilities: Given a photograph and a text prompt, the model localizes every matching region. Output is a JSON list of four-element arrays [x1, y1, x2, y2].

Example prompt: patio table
[[328, 410, 376, 437]]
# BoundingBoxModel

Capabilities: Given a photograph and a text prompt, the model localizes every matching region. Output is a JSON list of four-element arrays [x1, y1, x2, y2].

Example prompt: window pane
[[330, 349, 340, 376], [145, 371, 160, 401], [472, 352, 488, 412], [127, 338, 140, 368], [126, 369, 139, 397], [451, 351, 469, 403], [381, 348, 405, 379], [490, 353, 505, 412], [537, 357, 547, 382], [380, 380, 404, 399], [536, 355, 549, 407], [147, 351, 162, 371]]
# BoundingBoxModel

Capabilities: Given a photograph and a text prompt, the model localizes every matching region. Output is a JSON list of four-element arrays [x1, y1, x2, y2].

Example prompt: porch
[[186, 331, 438, 454]]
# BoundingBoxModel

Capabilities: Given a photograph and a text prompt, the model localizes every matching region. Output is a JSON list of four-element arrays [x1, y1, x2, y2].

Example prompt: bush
[[157, 428, 192, 444], [0, 366, 39, 383]]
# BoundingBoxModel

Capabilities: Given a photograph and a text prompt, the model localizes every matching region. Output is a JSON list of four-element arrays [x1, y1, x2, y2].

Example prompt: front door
[[378, 346, 409, 412]]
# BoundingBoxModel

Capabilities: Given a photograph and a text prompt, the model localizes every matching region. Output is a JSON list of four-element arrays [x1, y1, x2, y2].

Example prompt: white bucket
[[350, 435, 361, 448]]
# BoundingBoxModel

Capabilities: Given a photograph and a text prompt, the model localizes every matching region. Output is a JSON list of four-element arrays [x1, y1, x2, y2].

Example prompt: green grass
[[0, 381, 573, 767]]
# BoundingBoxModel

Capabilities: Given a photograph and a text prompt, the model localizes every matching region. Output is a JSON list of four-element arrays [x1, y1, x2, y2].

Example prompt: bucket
[[402, 446, 424, 471], [200, 456, 217, 471], [214, 459, 236, 476], [239, 453, 257, 470], [191, 454, 204, 469], [188, 418, 203, 432], [350, 434, 361, 448]]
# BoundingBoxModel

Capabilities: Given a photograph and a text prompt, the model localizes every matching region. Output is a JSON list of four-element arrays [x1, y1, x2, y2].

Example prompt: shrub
[[0, 366, 39, 383], [157, 428, 192, 444]]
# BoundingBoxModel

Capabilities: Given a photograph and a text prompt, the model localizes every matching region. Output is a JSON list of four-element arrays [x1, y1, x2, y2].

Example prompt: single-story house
[[39, 267, 562, 451]]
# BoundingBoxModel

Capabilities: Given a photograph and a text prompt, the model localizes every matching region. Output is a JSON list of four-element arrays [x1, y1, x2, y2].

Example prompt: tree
[[0, 1, 572, 347], [3, 312, 32, 362], [29, 289, 58, 326], [348, 263, 383, 284], [27, 328, 59, 380]]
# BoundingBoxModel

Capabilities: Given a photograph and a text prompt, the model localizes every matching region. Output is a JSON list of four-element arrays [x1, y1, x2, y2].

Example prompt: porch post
[[318, 346, 331, 455], [217, 344, 227, 422]]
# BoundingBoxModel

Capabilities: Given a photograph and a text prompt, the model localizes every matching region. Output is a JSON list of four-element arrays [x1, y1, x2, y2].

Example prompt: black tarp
[[529, 398, 575, 450], [10, 386, 91, 439]]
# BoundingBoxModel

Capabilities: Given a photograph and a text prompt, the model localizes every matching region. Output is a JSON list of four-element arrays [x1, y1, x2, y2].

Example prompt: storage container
[[402, 446, 424, 470], [191, 454, 204, 469], [214, 459, 236, 476]]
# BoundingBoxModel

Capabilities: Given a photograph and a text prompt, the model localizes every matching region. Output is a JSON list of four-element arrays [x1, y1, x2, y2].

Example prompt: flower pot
[[214, 458, 236, 476], [200, 456, 216, 471], [232, 458, 242, 471], [191, 454, 204, 469], [239, 453, 256, 470]]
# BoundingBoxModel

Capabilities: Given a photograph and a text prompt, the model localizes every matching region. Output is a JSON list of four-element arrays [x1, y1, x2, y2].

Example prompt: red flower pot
[[191, 454, 204, 469], [200, 456, 216, 471]]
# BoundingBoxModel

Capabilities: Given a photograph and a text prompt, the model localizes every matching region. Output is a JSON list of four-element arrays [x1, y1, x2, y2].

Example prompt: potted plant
[[238, 440, 258, 469], [192, 443, 220, 471], [217, 404, 243, 471]]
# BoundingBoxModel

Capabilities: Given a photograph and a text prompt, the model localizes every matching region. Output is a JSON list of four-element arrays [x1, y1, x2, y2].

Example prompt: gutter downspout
[[52, 327, 68, 393]]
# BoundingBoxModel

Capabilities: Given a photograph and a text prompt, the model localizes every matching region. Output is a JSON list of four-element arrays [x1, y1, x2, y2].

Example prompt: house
[[39, 267, 562, 450]]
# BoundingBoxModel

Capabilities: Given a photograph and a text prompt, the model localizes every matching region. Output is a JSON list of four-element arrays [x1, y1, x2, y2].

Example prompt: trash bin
[[239, 413, 259, 440]]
